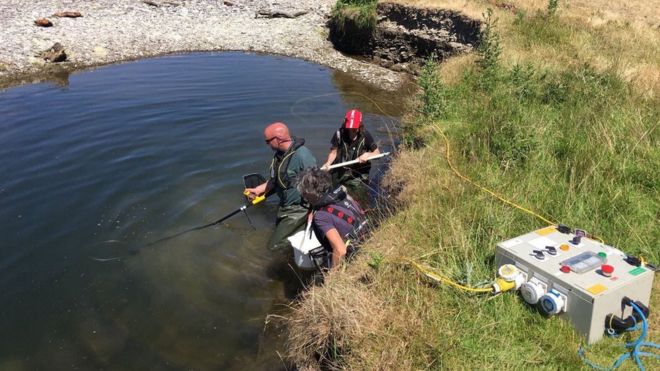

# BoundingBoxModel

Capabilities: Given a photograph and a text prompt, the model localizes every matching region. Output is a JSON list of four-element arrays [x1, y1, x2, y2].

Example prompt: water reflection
[[0, 52, 404, 369]]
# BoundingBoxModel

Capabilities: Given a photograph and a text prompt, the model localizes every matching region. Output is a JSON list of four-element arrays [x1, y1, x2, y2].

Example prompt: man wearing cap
[[245, 122, 317, 251], [321, 109, 380, 196]]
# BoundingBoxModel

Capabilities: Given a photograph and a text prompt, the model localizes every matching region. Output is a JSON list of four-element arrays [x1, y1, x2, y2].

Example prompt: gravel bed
[[0, 0, 405, 89]]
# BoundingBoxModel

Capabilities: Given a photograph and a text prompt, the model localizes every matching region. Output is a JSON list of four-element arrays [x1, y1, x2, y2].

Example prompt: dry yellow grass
[[389, 0, 660, 26], [387, 0, 486, 19], [387, 0, 660, 96], [436, 53, 477, 85], [286, 263, 388, 369]]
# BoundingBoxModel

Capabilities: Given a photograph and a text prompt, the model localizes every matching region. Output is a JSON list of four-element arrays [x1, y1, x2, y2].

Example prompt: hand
[[358, 153, 370, 163], [321, 163, 330, 171], [244, 188, 257, 200]]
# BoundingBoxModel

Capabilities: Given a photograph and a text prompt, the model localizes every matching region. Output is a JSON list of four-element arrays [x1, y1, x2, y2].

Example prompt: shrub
[[418, 58, 448, 121], [476, 9, 502, 90]]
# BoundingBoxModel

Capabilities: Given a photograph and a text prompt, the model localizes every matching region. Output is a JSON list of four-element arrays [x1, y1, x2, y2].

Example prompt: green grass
[[287, 6, 659, 370], [331, 0, 379, 35], [353, 49, 658, 366], [411, 12, 658, 262], [385, 10, 658, 368]]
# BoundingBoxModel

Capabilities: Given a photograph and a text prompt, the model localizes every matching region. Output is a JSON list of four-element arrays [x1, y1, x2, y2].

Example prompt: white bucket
[[288, 220, 322, 270]]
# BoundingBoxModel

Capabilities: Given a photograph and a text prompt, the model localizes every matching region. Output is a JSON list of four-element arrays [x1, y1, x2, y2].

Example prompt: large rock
[[53, 11, 83, 18], [34, 18, 53, 27], [39, 43, 67, 63]]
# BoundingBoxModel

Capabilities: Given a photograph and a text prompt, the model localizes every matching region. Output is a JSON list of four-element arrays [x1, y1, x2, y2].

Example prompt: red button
[[560, 266, 570, 273], [601, 264, 614, 276]]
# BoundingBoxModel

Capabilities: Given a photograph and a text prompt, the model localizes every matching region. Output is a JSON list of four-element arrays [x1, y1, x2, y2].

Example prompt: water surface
[[0, 52, 403, 369]]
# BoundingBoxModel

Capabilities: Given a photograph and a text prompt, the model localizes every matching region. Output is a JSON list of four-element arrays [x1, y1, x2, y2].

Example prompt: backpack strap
[[270, 148, 298, 189]]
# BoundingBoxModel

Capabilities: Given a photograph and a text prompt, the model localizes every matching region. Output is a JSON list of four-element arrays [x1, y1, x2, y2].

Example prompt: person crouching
[[296, 167, 367, 269]]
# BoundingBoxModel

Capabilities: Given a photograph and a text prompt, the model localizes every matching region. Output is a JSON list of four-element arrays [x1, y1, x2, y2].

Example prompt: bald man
[[245, 122, 317, 251]]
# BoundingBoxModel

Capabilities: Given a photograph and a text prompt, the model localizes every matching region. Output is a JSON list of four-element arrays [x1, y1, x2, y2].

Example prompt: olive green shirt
[[270, 144, 317, 207]]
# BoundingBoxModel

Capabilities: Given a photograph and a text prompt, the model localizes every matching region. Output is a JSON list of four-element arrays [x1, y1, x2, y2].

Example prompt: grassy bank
[[329, 0, 379, 53], [331, 0, 379, 31], [287, 1, 659, 369]]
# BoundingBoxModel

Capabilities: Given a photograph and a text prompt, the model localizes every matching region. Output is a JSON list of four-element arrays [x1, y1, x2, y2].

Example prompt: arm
[[357, 147, 380, 163], [325, 228, 347, 268], [357, 131, 380, 163], [244, 181, 269, 200], [322, 148, 338, 170]]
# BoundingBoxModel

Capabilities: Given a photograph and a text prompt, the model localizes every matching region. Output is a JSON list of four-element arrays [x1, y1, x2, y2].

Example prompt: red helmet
[[344, 109, 362, 129]]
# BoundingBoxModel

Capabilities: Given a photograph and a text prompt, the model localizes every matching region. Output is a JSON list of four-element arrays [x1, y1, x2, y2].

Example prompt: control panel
[[495, 226, 654, 344]]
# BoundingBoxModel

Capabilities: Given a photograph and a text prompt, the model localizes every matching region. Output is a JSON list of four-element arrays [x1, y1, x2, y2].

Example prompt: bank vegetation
[[287, 0, 659, 369]]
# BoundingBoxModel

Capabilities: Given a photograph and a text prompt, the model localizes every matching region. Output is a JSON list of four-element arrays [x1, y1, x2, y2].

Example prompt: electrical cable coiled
[[579, 302, 659, 370]]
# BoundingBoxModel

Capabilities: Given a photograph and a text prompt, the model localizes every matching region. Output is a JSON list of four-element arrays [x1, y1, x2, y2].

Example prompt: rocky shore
[[0, 0, 406, 89]]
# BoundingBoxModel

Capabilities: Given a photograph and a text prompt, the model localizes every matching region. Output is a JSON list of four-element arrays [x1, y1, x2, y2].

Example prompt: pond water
[[0, 53, 404, 370]]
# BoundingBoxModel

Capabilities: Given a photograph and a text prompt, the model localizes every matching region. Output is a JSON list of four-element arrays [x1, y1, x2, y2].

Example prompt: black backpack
[[308, 194, 367, 270]]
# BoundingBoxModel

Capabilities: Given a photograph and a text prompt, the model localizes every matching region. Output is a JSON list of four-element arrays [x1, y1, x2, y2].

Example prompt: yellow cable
[[403, 258, 493, 293], [438, 129, 607, 243], [591, 234, 605, 244], [437, 129, 556, 226]]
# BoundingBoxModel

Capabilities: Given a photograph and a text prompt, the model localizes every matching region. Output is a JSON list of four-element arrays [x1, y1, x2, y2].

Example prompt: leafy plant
[[418, 58, 448, 121], [477, 9, 502, 90], [547, 0, 559, 17], [368, 251, 384, 270]]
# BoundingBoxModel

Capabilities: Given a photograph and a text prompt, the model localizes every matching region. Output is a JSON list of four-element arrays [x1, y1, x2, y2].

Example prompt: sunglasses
[[265, 137, 278, 144]]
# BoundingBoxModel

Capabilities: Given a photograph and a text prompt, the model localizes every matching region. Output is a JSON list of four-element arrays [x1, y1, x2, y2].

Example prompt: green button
[[628, 267, 646, 276], [598, 252, 607, 259]]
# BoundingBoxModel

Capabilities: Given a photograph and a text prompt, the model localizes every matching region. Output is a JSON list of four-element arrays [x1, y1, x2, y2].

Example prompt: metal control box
[[495, 226, 654, 344]]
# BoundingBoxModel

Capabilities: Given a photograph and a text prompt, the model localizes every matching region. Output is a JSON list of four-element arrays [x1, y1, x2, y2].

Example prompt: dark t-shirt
[[330, 129, 378, 178], [330, 129, 378, 152]]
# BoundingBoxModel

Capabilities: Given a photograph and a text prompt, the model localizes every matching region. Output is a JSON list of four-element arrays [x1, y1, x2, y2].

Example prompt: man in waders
[[320, 109, 379, 199], [245, 122, 317, 251]]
